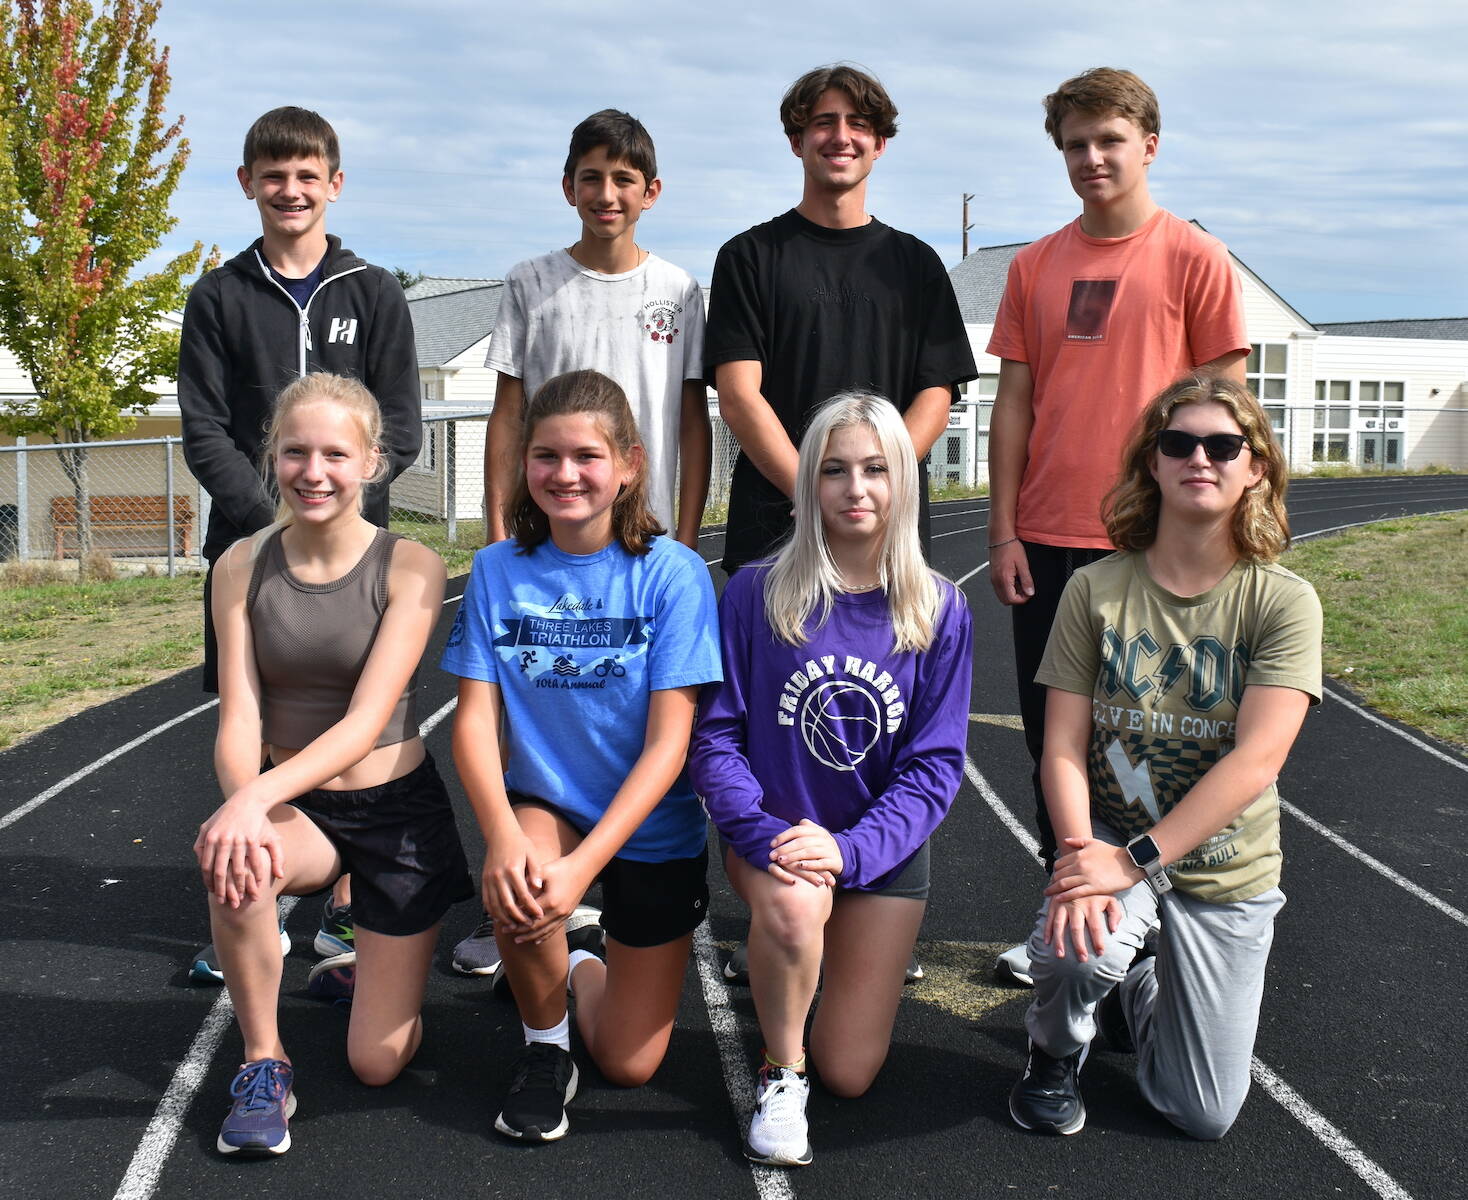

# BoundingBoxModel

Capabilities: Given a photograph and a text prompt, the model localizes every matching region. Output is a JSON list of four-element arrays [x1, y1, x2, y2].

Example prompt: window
[[414, 422, 437, 472], [1311, 379, 1406, 466], [1312, 380, 1350, 462], [1247, 343, 1289, 444]]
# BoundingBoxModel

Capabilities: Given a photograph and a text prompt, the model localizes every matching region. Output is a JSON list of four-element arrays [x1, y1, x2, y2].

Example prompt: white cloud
[[145, 0, 1468, 320]]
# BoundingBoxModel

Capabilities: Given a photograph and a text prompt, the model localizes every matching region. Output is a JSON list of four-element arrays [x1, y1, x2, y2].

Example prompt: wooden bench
[[51, 494, 194, 559]]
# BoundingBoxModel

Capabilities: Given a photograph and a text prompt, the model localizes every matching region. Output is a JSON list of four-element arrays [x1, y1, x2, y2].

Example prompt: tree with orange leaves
[[0, 0, 216, 568]]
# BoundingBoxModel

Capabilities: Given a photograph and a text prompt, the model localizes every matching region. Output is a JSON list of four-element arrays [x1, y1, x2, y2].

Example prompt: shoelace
[[758, 1069, 806, 1126], [230, 1061, 288, 1114], [513, 1044, 567, 1090]]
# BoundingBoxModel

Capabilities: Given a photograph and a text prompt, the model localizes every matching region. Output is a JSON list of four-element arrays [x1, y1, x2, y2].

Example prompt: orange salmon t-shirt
[[986, 210, 1248, 549]]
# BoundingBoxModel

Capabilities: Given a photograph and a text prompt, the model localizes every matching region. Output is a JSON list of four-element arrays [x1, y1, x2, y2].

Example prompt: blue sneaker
[[216, 1059, 296, 1156], [314, 899, 354, 957]]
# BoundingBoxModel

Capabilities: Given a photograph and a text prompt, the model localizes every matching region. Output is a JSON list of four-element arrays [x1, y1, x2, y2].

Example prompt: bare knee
[[752, 886, 828, 956], [810, 1044, 884, 1098], [597, 1056, 657, 1089], [349, 1044, 409, 1088]]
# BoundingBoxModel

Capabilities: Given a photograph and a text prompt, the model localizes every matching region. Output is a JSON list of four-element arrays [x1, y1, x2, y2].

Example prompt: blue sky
[[147, 0, 1467, 322]]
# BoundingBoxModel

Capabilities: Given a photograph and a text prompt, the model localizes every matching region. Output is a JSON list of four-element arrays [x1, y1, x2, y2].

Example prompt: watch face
[[1128, 835, 1161, 868]]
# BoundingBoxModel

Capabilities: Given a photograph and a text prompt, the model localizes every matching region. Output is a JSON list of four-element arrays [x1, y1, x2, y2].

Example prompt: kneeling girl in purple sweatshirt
[[690, 391, 972, 1168]]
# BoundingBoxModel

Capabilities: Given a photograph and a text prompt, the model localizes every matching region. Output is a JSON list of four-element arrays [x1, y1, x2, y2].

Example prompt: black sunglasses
[[1156, 430, 1251, 462]]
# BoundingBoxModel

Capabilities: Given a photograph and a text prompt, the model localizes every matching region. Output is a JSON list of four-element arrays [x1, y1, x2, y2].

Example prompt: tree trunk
[[57, 442, 94, 577]]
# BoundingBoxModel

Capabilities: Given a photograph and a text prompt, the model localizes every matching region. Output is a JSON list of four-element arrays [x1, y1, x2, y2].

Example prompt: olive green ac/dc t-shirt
[[1037, 552, 1322, 902]]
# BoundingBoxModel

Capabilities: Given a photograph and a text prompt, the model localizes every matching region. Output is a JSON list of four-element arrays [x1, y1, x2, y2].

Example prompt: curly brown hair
[[1102, 375, 1291, 562], [1042, 68, 1159, 150], [780, 64, 898, 140], [506, 370, 664, 555]]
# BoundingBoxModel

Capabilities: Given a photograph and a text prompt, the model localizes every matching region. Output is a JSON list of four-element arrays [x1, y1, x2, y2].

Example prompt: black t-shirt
[[705, 209, 976, 571]]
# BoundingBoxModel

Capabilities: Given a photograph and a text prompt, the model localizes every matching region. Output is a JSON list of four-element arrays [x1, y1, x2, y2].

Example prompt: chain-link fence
[[4, 401, 1464, 577]]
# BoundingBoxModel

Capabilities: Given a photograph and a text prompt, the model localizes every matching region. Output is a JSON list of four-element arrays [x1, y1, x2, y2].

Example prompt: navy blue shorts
[[289, 753, 474, 936]]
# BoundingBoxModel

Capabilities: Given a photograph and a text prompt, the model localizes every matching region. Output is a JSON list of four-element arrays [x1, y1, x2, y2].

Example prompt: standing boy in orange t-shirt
[[986, 68, 1249, 874]]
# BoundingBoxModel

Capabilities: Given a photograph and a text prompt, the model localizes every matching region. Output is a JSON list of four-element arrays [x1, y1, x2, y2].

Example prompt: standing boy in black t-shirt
[[705, 64, 976, 574], [178, 106, 421, 985]]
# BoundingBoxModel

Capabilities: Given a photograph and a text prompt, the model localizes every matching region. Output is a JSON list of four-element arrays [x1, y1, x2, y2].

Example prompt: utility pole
[[962, 193, 975, 258]]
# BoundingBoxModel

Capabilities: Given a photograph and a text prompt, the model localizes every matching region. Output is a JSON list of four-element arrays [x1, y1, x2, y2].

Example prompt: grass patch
[[0, 565, 204, 750], [1295, 462, 1455, 480], [1283, 513, 1468, 749]]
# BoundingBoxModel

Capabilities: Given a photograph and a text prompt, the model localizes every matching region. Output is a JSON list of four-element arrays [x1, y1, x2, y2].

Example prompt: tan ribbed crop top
[[247, 527, 417, 749]]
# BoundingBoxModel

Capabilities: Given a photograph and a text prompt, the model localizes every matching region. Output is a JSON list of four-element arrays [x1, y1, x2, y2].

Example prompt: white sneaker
[[745, 1066, 812, 1167]]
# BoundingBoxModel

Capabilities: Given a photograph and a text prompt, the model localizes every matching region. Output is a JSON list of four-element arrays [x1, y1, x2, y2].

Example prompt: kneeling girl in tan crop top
[[194, 372, 472, 1159]]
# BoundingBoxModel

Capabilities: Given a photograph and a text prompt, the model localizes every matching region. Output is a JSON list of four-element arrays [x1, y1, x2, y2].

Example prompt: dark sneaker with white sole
[[1010, 1040, 1088, 1135], [217, 1058, 296, 1156], [494, 1042, 578, 1142], [314, 899, 354, 957], [451, 912, 498, 976]]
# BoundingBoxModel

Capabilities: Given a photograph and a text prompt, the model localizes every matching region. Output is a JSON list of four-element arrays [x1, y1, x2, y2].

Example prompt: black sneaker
[[494, 1042, 578, 1142], [314, 898, 354, 957], [1009, 1040, 1088, 1135]]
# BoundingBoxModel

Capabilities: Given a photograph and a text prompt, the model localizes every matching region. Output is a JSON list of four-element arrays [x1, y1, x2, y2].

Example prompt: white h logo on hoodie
[[327, 317, 358, 345]]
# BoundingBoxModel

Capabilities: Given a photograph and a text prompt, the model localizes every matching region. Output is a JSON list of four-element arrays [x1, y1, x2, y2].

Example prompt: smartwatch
[[1126, 834, 1173, 896]]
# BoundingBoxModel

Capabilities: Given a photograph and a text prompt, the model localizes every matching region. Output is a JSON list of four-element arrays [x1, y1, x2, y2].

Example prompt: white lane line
[[1281, 799, 1467, 929], [953, 559, 990, 589], [112, 896, 301, 1200], [963, 755, 1038, 859], [0, 699, 220, 832], [1291, 507, 1467, 542], [111, 694, 460, 1200], [1320, 684, 1467, 773], [1249, 1059, 1414, 1200], [691, 924, 795, 1200], [965, 758, 1416, 1198]]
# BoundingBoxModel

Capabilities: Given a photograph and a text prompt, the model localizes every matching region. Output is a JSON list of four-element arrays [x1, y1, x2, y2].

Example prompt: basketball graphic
[[800, 680, 881, 771]]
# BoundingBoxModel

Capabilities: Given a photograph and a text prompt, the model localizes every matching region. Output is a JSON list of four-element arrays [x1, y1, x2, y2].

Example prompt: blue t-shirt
[[440, 534, 722, 861]]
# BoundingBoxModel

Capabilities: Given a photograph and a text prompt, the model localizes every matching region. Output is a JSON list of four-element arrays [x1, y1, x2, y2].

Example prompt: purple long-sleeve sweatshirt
[[690, 566, 973, 890]]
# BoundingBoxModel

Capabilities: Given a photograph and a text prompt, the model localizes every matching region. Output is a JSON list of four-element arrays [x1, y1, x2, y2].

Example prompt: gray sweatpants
[[1024, 825, 1284, 1140]]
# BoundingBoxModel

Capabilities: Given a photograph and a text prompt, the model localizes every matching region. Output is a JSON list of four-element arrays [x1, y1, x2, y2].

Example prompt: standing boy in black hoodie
[[179, 105, 421, 983]]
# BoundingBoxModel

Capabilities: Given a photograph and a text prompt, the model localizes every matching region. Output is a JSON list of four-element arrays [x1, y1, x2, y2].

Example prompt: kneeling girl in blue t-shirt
[[441, 369, 721, 1144], [689, 392, 973, 1167]]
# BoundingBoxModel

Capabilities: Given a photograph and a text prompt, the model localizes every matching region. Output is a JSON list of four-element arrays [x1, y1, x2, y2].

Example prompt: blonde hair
[[1103, 374, 1291, 562], [246, 372, 386, 557], [763, 392, 947, 652], [507, 369, 663, 555]]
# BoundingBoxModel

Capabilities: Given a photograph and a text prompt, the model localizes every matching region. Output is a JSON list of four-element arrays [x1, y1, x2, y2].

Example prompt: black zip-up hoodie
[[178, 235, 421, 559]]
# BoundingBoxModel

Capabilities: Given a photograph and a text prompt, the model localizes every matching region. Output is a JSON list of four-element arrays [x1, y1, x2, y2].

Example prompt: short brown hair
[[563, 109, 657, 184], [507, 370, 664, 555], [243, 106, 340, 175], [1103, 375, 1290, 562], [780, 64, 898, 140], [1043, 68, 1159, 150]]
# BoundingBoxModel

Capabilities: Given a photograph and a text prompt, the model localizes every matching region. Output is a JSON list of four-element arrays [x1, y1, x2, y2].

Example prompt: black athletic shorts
[[289, 752, 474, 936], [509, 792, 708, 948]]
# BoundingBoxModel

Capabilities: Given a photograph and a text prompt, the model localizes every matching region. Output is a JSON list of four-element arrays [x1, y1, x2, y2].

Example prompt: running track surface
[[3, 474, 1465, 1200]]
